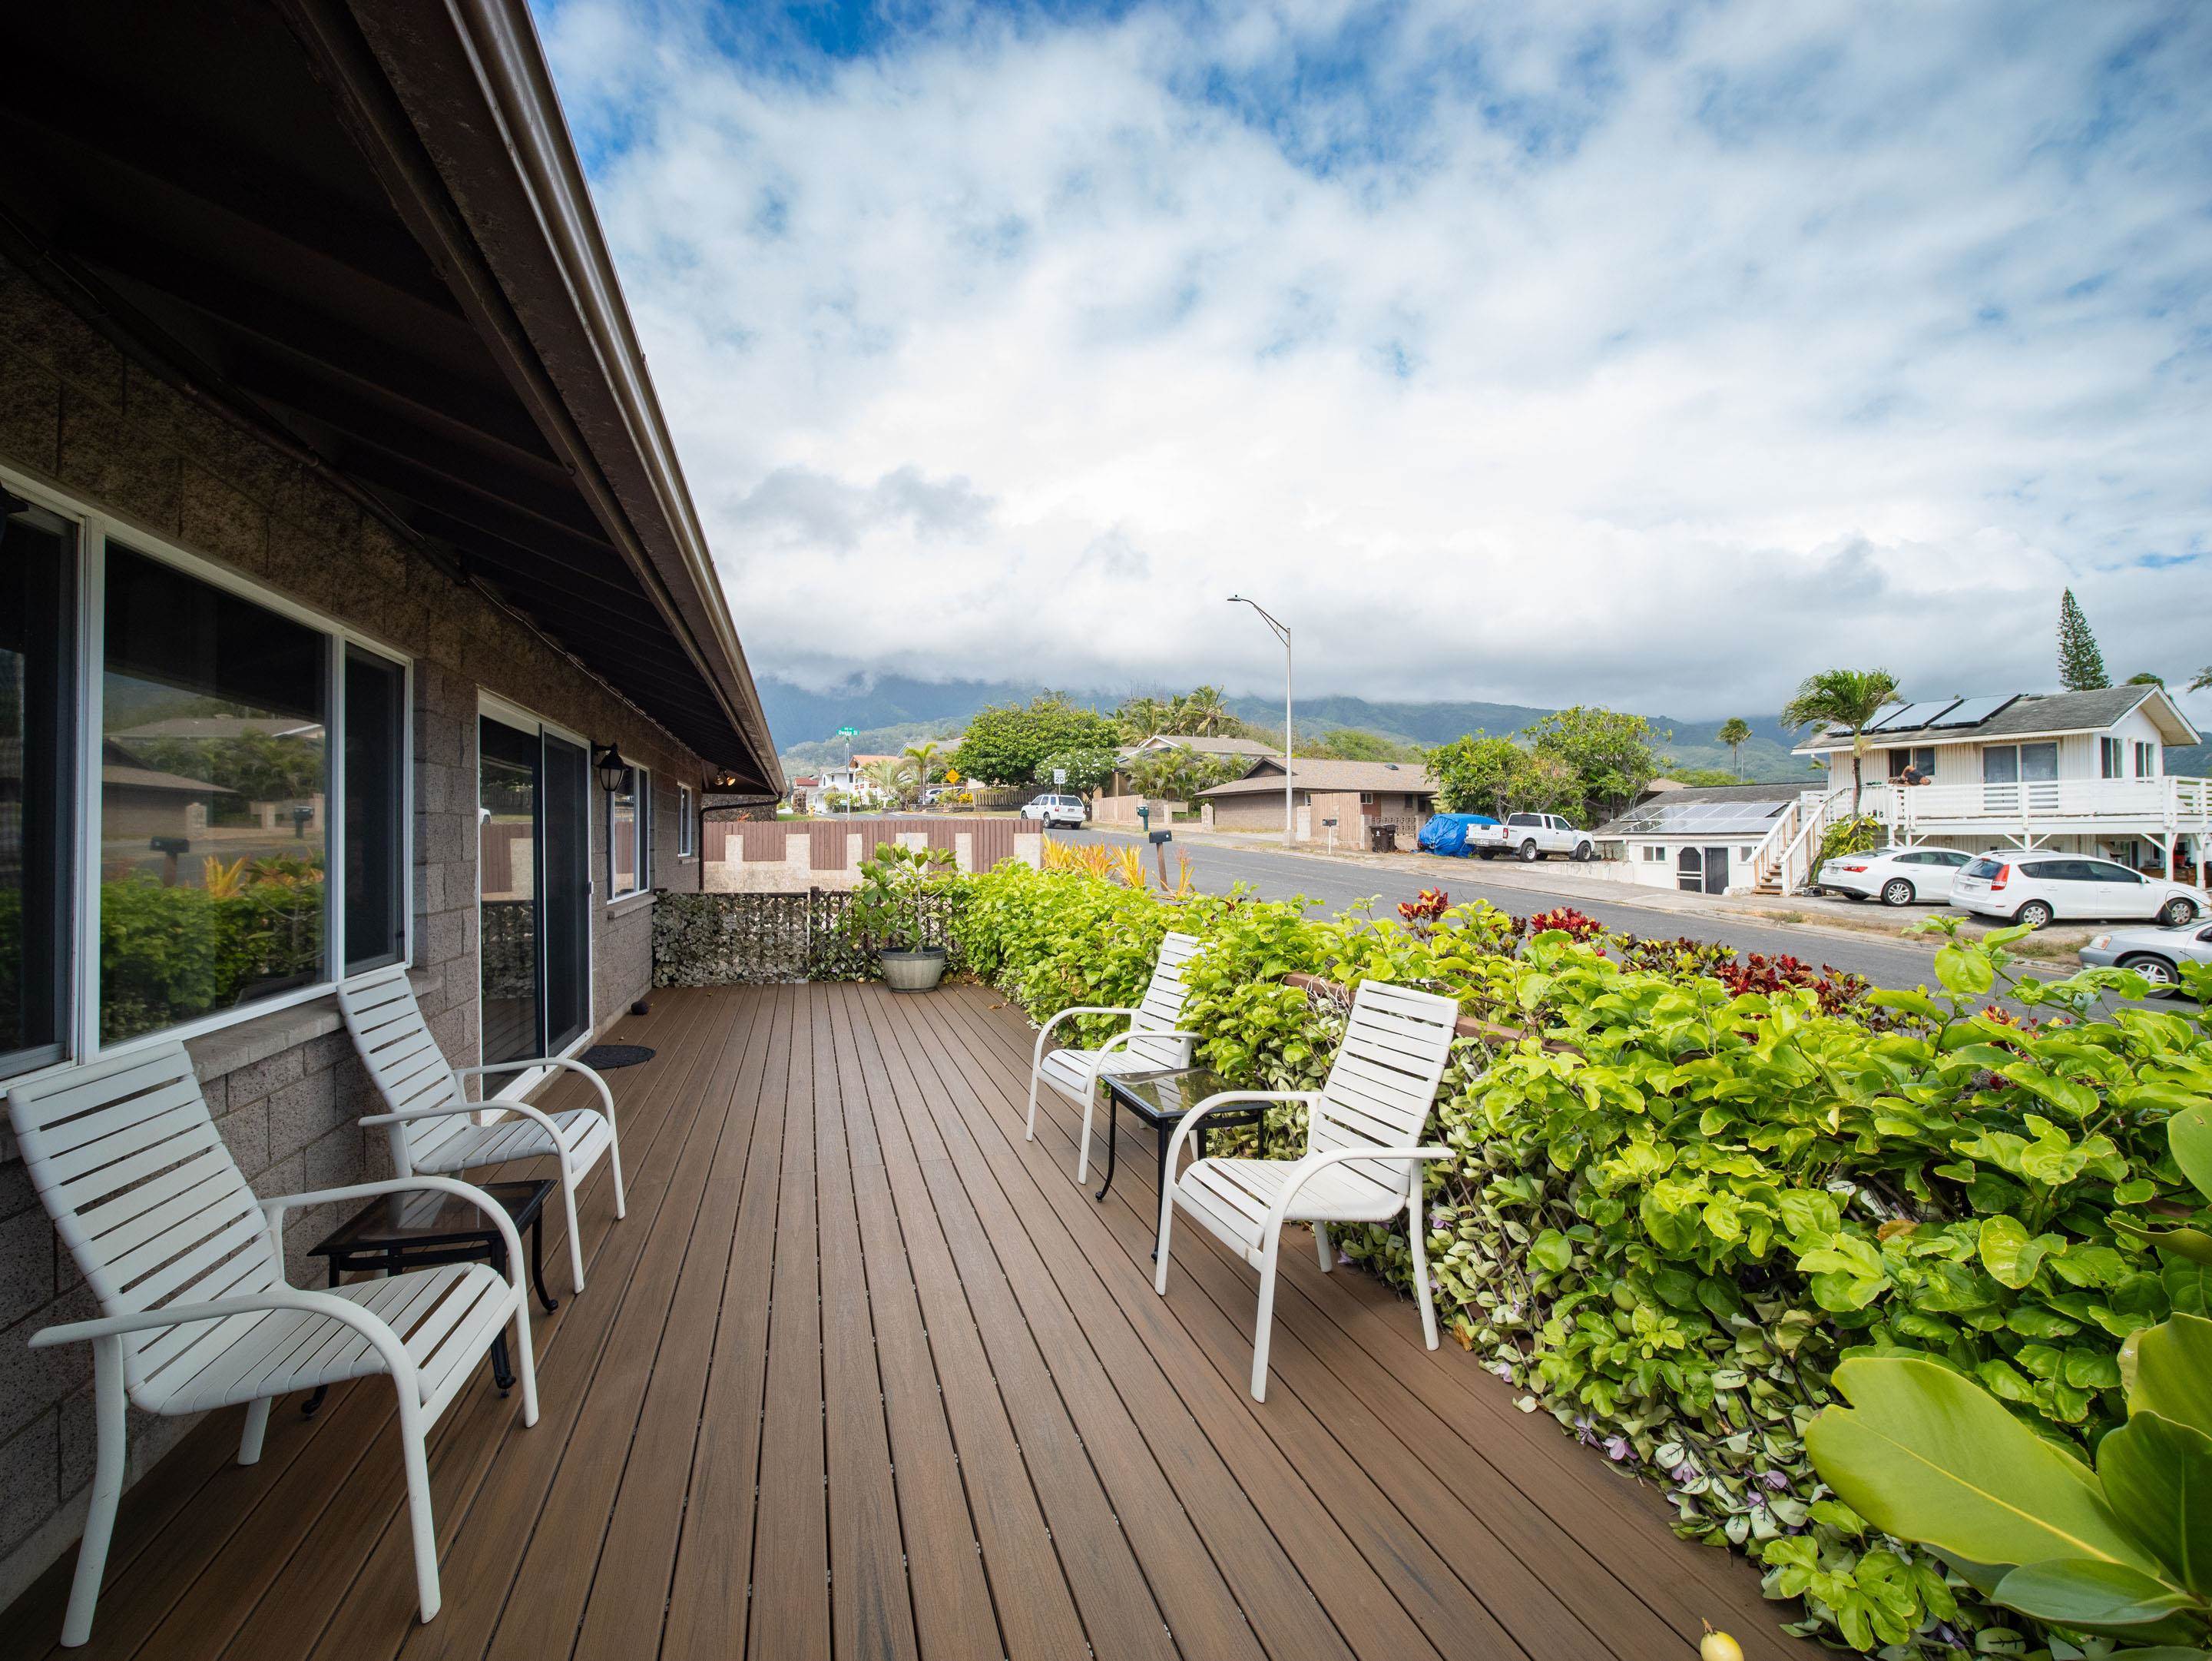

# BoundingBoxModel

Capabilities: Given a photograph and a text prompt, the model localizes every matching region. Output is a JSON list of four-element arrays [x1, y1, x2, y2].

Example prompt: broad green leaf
[[2127, 1315, 2212, 1438], [2174, 1106, 2212, 1206], [1991, 1558, 2195, 1628], [1980, 1215, 2038, 1289], [1936, 943, 1995, 996], [2114, 1217, 2212, 1268], [1805, 1357, 2155, 1575], [2099, 1412, 2212, 1594]]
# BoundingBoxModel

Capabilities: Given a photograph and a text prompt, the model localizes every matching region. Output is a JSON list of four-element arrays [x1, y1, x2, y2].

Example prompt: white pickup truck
[[1469, 812, 1597, 863]]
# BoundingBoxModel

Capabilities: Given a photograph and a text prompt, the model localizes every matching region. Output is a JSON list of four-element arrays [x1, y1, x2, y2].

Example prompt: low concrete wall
[[1093, 794, 1188, 826]]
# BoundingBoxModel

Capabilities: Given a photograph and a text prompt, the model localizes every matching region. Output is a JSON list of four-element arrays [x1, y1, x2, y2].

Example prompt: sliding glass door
[[479, 711, 591, 1066]]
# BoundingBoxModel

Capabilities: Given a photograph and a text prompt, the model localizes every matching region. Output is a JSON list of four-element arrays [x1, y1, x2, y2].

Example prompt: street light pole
[[1227, 595, 1293, 847]]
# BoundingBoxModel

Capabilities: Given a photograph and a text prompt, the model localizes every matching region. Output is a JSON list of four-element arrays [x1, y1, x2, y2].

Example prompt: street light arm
[[1227, 595, 1295, 848]]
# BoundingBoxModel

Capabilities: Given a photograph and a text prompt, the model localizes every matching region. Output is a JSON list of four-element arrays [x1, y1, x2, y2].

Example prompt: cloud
[[537, 0, 2212, 720]]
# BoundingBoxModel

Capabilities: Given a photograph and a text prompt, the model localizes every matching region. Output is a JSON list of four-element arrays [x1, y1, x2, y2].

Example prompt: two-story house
[[1786, 686, 2208, 890]]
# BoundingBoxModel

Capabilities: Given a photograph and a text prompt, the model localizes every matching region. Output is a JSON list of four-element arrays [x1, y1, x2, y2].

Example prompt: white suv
[[1020, 792, 1088, 829], [1949, 853, 2207, 930]]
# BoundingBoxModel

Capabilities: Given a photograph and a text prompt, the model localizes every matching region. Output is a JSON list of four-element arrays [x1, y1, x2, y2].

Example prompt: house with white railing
[[1763, 685, 2209, 897], [1598, 687, 2209, 900]]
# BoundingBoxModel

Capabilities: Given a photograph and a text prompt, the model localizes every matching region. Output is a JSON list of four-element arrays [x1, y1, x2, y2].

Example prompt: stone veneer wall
[[0, 252, 714, 1606]]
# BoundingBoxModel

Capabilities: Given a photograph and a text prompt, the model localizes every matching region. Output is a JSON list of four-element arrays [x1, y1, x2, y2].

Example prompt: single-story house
[[1597, 783, 1806, 896], [1108, 733, 1279, 795], [1199, 758, 1439, 836], [1, 0, 778, 1607]]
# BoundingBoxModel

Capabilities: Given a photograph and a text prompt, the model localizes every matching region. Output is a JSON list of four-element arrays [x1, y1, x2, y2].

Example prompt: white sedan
[[1949, 853, 2208, 930], [1815, 846, 1974, 907]]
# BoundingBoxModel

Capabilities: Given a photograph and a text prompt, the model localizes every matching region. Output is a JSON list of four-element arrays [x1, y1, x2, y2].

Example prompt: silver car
[[2078, 920, 2212, 993]]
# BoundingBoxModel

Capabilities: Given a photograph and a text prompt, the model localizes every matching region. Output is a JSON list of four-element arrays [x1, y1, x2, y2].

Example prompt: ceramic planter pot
[[879, 946, 948, 993]]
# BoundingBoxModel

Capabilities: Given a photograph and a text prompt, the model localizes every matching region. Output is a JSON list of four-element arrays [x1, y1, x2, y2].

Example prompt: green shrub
[[1816, 814, 1886, 864], [98, 874, 324, 1041], [946, 862, 2212, 1656]]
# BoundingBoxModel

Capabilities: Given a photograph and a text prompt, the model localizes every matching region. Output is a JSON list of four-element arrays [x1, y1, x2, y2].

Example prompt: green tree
[[2194, 665, 2211, 693], [1030, 746, 1120, 794], [1128, 749, 1240, 802], [1302, 728, 1423, 762], [1715, 717, 1753, 778], [2124, 671, 2165, 687], [1664, 766, 1742, 787], [1528, 706, 1657, 823], [2057, 588, 2109, 691], [901, 741, 945, 801], [1781, 667, 1899, 815], [1167, 685, 1241, 736], [952, 695, 1120, 785], [1111, 692, 1174, 743], [1427, 733, 1532, 817]]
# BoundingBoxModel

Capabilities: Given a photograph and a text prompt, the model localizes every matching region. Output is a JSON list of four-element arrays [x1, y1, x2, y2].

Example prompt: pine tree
[[2057, 588, 2109, 691]]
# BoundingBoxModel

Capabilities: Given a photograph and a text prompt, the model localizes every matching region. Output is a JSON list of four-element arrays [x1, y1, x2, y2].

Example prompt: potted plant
[[846, 841, 957, 991]]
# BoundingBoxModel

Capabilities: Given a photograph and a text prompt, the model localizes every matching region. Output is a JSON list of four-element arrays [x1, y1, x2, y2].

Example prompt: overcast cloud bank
[[538, 0, 2212, 719]]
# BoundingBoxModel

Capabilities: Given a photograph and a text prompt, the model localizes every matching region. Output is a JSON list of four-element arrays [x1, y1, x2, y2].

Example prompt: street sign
[[1051, 768, 1067, 785], [836, 725, 859, 738]]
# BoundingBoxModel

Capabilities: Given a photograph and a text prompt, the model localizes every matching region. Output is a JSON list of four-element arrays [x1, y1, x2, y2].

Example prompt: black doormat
[[580, 1044, 656, 1070]]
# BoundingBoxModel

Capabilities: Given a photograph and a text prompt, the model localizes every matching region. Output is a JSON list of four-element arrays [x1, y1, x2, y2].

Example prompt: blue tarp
[[1416, 813, 1499, 857]]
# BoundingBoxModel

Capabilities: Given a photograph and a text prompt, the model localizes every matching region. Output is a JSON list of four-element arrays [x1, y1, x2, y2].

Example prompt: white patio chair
[[8, 1045, 538, 1646], [1025, 930, 1204, 1183], [337, 966, 624, 1295], [1153, 978, 1459, 1401]]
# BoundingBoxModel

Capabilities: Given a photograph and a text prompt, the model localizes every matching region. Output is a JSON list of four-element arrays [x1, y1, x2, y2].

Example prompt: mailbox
[[1147, 830, 1172, 846]]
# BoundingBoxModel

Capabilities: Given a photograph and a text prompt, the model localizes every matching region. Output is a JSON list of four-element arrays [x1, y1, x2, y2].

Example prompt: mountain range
[[760, 675, 1825, 783]]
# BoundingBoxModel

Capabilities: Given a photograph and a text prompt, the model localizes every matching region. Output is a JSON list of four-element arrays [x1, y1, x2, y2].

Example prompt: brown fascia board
[[283, 0, 782, 793]]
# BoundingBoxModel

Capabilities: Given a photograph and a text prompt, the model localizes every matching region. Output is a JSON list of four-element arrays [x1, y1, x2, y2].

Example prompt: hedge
[[944, 863, 2212, 1658]]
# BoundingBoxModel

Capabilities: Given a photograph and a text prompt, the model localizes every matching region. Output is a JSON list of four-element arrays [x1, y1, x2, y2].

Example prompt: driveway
[[1059, 827, 2053, 999]]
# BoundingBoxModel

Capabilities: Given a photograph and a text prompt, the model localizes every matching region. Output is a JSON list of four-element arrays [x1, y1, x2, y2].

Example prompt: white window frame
[[3, 464, 415, 1085], [2101, 736, 2124, 779], [677, 783, 695, 858], [608, 761, 650, 897], [2135, 741, 2157, 780]]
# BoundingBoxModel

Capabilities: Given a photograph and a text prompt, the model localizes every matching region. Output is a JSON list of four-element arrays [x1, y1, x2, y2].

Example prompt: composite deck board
[[936, 982, 1802, 1660], [4, 982, 1809, 1661]]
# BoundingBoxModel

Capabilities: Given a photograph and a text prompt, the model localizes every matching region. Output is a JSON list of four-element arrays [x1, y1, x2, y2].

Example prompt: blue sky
[[536, 0, 2212, 717]]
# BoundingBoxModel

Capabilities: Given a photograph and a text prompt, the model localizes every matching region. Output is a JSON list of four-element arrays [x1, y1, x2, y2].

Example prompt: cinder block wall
[[0, 253, 711, 1606]]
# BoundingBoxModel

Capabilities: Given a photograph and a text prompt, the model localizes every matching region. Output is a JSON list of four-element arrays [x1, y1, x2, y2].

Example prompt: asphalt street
[[1061, 827, 1970, 995]]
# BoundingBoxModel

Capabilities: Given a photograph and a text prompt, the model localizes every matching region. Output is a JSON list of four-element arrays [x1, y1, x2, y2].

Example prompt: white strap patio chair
[[1153, 978, 1459, 1402], [8, 1045, 538, 1646], [1025, 930, 1204, 1183], [337, 966, 624, 1295]]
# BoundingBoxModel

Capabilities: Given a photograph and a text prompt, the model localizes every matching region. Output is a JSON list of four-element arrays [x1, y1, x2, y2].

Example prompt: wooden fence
[[701, 814, 1028, 874]]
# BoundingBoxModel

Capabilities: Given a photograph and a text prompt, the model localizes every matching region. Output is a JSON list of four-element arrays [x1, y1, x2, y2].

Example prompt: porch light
[[594, 743, 631, 795]]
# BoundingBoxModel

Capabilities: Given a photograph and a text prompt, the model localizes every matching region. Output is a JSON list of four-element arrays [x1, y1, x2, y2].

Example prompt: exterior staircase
[[1747, 787, 1857, 896]]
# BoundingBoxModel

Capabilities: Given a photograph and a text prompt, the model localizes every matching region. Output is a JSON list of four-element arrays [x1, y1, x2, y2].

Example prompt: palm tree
[[1171, 685, 1234, 736], [1781, 668, 1900, 815], [1716, 718, 1753, 779], [862, 758, 906, 806], [902, 741, 943, 804]]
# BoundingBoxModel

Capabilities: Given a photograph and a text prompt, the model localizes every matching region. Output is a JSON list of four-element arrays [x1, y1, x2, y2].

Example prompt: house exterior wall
[[0, 256, 715, 1606], [1622, 836, 1770, 893], [1209, 791, 1294, 831]]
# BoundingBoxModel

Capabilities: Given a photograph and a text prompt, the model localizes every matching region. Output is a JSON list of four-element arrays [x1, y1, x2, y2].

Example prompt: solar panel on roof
[[1928, 694, 2018, 729], [1866, 699, 1960, 733], [1856, 702, 1912, 733]]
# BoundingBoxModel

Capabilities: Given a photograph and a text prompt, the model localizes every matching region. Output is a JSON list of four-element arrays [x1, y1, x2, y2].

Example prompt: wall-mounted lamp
[[594, 744, 631, 796], [706, 768, 745, 791]]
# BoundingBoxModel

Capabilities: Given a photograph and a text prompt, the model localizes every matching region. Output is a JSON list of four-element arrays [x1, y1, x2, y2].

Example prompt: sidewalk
[[1128, 824, 2098, 961]]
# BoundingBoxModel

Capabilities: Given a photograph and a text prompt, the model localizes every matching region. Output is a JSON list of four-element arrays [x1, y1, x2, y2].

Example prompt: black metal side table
[[299, 1178, 559, 1414], [1094, 1066, 1264, 1215]]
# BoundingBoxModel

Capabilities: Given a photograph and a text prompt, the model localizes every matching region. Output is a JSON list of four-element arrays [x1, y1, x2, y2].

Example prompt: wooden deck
[[7, 983, 1805, 1660]]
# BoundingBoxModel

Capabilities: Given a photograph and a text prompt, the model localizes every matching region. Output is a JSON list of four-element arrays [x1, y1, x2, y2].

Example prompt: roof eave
[[284, 0, 781, 793]]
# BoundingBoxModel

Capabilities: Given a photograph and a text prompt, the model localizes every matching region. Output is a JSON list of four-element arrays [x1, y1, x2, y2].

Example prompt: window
[[2136, 741, 2157, 779], [2, 499, 75, 1078], [344, 648, 407, 972], [1887, 747, 1936, 780], [2086, 861, 2143, 884], [677, 783, 694, 858], [2101, 736, 2124, 778], [0, 476, 410, 1069], [1358, 791, 1376, 804], [1642, 845, 1665, 862], [609, 763, 649, 897]]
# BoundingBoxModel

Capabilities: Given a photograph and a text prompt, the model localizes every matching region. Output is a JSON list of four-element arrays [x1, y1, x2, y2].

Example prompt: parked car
[[1469, 812, 1595, 862], [1019, 792, 1088, 829], [2078, 919, 2212, 993], [1949, 852, 2208, 930], [1814, 846, 1975, 907]]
